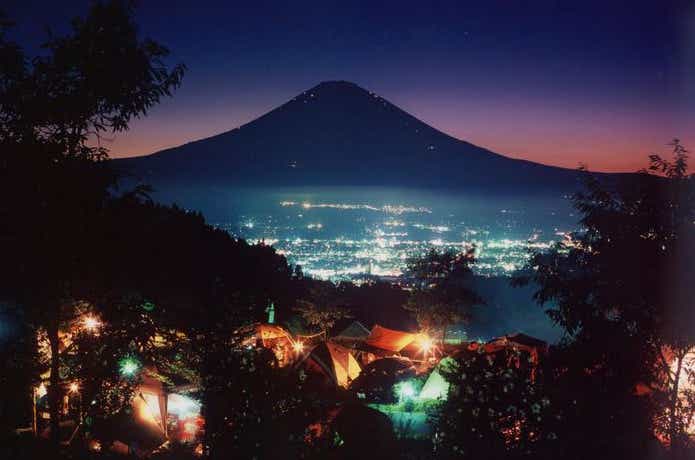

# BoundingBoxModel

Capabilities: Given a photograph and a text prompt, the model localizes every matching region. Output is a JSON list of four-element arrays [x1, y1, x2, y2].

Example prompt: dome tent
[[299, 341, 362, 388]]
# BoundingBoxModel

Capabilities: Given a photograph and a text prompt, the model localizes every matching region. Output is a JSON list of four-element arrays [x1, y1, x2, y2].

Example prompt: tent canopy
[[336, 321, 371, 340], [484, 333, 548, 365], [302, 341, 362, 388], [366, 325, 416, 352], [419, 369, 449, 400], [486, 333, 547, 351], [236, 322, 294, 347], [350, 357, 417, 403]]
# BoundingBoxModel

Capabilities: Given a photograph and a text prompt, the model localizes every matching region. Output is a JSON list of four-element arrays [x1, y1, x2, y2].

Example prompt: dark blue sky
[[5, 0, 694, 171]]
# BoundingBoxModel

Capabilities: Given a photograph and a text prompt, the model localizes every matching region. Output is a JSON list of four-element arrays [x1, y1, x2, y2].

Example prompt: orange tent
[[235, 323, 294, 348], [235, 323, 296, 366], [484, 333, 548, 365], [365, 324, 416, 352]]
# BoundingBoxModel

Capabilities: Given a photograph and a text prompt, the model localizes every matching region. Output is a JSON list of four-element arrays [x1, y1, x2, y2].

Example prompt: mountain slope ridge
[[116, 80, 601, 192]]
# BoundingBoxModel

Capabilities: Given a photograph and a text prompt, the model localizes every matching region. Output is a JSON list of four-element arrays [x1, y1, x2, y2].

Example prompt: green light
[[419, 369, 450, 400], [119, 357, 140, 377], [396, 381, 416, 402]]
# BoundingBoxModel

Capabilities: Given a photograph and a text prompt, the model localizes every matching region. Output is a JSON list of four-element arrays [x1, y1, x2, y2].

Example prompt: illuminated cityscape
[[212, 191, 577, 280]]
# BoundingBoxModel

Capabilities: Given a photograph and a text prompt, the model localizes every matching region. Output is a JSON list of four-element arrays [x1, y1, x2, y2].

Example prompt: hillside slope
[[117, 81, 594, 193]]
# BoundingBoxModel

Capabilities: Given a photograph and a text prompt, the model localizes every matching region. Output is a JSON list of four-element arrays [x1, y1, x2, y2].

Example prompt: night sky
[[5, 0, 694, 172]]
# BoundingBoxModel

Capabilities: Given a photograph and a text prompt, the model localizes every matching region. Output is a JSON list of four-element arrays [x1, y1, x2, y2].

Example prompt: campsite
[[2, 2, 694, 459], [24, 309, 550, 456]]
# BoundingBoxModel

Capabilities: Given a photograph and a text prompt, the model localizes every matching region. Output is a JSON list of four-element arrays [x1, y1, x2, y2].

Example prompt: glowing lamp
[[168, 394, 201, 418], [69, 382, 79, 393], [88, 440, 102, 452], [36, 383, 47, 398], [119, 357, 140, 377], [82, 315, 101, 333], [397, 381, 416, 401], [417, 334, 435, 356], [293, 341, 305, 353]]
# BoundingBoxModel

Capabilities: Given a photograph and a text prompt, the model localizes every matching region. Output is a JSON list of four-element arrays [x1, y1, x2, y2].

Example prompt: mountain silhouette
[[116, 81, 603, 193]]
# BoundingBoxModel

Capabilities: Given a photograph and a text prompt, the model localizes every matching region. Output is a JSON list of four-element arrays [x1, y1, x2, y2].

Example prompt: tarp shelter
[[335, 321, 371, 340], [87, 371, 170, 457], [463, 333, 548, 381], [119, 368, 202, 450], [487, 333, 547, 351], [237, 323, 294, 348], [91, 408, 167, 457], [366, 325, 416, 353], [301, 341, 362, 388], [137, 372, 169, 436], [237, 323, 296, 366], [484, 333, 548, 367]]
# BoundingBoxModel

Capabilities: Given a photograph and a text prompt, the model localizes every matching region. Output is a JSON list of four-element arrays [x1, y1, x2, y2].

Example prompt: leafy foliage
[[200, 340, 321, 460], [0, 0, 184, 445], [405, 248, 483, 342], [432, 347, 559, 459], [515, 140, 695, 456], [295, 281, 351, 339]]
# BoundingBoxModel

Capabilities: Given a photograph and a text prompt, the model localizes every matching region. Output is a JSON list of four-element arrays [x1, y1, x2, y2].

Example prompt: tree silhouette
[[0, 0, 184, 445], [94, 192, 306, 456], [405, 248, 483, 342], [516, 140, 695, 457], [432, 347, 559, 460], [295, 281, 351, 339]]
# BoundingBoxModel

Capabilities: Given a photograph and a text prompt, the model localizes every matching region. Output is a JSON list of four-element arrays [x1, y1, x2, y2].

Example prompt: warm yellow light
[[417, 334, 435, 355], [69, 382, 79, 393], [36, 383, 47, 398], [672, 348, 695, 435], [82, 315, 102, 333], [88, 440, 102, 452], [293, 341, 305, 353], [134, 394, 160, 425]]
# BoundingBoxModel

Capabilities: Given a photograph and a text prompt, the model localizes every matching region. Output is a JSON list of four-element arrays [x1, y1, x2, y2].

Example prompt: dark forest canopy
[[515, 140, 695, 457]]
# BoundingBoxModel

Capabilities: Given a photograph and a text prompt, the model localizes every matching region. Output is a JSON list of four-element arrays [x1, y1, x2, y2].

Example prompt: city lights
[[280, 201, 431, 215], [218, 198, 571, 282]]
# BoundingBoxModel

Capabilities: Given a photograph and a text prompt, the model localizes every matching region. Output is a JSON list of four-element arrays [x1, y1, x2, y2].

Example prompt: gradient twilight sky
[[5, 0, 695, 171]]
